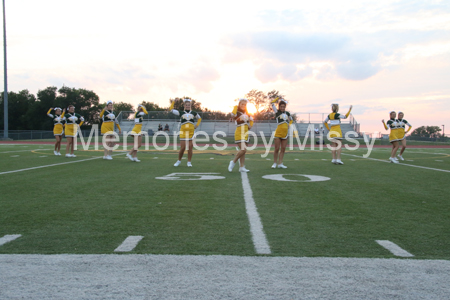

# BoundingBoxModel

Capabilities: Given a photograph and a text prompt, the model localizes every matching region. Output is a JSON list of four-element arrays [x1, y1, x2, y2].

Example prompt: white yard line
[[0, 153, 123, 175], [114, 236, 144, 252], [0, 235, 22, 247], [376, 240, 414, 257], [240, 172, 271, 255], [342, 153, 450, 173]]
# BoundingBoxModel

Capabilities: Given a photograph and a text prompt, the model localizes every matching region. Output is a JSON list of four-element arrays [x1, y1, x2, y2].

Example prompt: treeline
[[0, 86, 285, 131]]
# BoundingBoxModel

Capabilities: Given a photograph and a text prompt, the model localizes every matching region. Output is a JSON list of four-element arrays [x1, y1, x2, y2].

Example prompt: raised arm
[[99, 107, 105, 118], [47, 108, 53, 118], [195, 114, 202, 128], [61, 108, 65, 119], [231, 105, 238, 117], [382, 119, 388, 130], [270, 97, 279, 113], [345, 105, 353, 118]]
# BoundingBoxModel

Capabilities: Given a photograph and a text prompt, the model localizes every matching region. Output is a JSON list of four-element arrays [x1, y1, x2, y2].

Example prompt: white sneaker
[[239, 167, 250, 172], [335, 160, 344, 165], [332, 159, 337, 164], [105, 156, 112, 160], [228, 160, 235, 172], [393, 157, 399, 161], [54, 151, 58, 155], [103, 156, 107, 160], [174, 160, 181, 167], [133, 157, 141, 162], [57, 152, 61, 156], [271, 163, 277, 169], [187, 162, 192, 167], [126, 153, 134, 161], [389, 157, 399, 164], [71, 154, 76, 158], [277, 164, 288, 169], [397, 155, 404, 161], [65, 154, 71, 158]]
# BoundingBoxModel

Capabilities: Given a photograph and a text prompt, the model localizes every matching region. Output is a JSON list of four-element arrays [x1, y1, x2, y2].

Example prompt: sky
[[3, 0, 450, 134]]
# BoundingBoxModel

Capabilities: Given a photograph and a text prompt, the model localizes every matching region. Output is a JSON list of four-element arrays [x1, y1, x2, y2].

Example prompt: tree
[[169, 97, 203, 112], [0, 90, 37, 130], [56, 86, 101, 126], [411, 126, 442, 138]]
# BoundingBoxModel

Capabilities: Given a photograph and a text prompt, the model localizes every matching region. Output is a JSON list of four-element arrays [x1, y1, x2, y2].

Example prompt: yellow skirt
[[179, 123, 195, 140], [389, 128, 402, 142], [274, 123, 289, 139], [397, 128, 406, 141], [53, 124, 64, 136], [130, 124, 143, 136], [65, 124, 78, 137], [235, 125, 249, 143], [329, 125, 343, 140], [101, 122, 114, 135]]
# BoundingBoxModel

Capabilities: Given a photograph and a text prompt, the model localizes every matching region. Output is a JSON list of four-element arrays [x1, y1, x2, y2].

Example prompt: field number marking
[[156, 173, 226, 180], [262, 174, 331, 182]]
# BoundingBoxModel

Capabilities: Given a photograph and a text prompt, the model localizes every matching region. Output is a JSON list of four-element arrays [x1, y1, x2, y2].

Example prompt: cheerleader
[[169, 98, 202, 167], [100, 101, 122, 160], [270, 97, 293, 169], [396, 111, 412, 161], [382, 111, 401, 163], [228, 98, 253, 172], [47, 107, 66, 155], [126, 104, 148, 162], [64, 105, 84, 158], [323, 103, 353, 165]]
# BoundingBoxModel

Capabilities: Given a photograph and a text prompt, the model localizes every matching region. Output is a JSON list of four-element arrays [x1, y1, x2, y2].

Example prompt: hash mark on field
[[435, 160, 443, 162], [10, 155, 20, 157], [376, 240, 414, 257], [114, 236, 144, 252], [241, 172, 271, 255], [0, 234, 22, 246]]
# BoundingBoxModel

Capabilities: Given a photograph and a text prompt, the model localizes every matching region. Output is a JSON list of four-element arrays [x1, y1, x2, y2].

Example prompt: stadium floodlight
[[2, 0, 8, 139]]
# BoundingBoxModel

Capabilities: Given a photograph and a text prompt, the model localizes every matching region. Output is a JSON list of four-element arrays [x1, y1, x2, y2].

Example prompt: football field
[[1, 142, 450, 299], [1, 142, 449, 259]]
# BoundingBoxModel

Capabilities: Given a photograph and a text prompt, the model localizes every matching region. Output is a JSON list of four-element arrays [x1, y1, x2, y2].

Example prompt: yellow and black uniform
[[130, 106, 149, 135], [170, 109, 202, 141], [63, 112, 84, 137], [232, 106, 253, 144], [324, 112, 349, 139], [100, 109, 121, 135], [383, 118, 402, 142], [397, 118, 412, 140], [47, 108, 65, 136], [272, 103, 293, 139]]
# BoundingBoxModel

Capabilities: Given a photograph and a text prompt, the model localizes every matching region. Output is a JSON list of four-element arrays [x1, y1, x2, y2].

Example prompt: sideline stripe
[[114, 236, 144, 252], [376, 240, 414, 257], [0, 153, 123, 176], [240, 172, 271, 255], [0, 149, 51, 154], [0, 234, 22, 246], [342, 153, 450, 173]]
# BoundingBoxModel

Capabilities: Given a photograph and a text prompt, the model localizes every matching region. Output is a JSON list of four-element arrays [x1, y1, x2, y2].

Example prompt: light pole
[[2, 0, 8, 139], [442, 125, 445, 139]]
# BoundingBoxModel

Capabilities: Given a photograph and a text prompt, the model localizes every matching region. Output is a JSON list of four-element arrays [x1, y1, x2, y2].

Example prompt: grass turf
[[0, 143, 449, 259]]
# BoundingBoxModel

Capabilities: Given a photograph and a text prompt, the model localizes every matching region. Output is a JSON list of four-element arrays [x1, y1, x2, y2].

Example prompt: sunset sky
[[4, 0, 450, 134]]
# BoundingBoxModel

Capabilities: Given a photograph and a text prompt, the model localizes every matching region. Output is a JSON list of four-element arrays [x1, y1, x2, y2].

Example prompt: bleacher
[[117, 119, 360, 138]]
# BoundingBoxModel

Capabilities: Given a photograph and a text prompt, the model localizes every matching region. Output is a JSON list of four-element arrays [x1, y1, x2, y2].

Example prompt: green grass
[[0, 143, 449, 259]]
